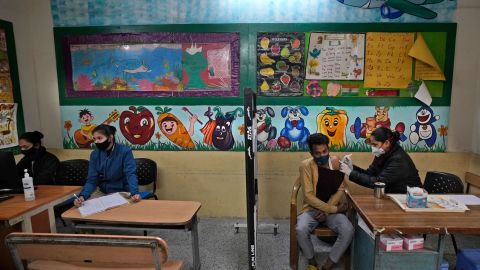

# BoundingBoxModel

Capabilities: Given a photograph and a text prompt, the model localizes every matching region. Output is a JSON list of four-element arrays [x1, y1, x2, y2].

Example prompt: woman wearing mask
[[17, 131, 60, 185], [74, 124, 140, 206], [340, 127, 422, 193]]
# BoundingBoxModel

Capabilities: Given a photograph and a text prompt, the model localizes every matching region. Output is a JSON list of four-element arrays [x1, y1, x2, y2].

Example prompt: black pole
[[244, 87, 257, 269]]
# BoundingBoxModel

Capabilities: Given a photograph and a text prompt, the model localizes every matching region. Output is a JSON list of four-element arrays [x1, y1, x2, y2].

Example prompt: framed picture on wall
[[0, 19, 25, 152], [58, 31, 240, 98]]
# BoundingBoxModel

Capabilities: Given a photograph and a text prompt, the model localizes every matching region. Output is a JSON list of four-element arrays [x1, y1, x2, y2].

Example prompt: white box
[[402, 235, 424, 250], [379, 234, 403, 251]]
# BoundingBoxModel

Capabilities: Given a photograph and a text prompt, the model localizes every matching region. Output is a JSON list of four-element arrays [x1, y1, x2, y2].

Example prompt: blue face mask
[[313, 155, 329, 166]]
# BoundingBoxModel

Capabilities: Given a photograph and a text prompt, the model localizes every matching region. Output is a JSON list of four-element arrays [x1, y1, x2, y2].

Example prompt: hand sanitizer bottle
[[22, 169, 35, 201]]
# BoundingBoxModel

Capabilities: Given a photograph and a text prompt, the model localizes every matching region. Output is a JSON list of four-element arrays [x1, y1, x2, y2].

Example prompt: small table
[[0, 185, 81, 232], [62, 200, 202, 270], [0, 185, 81, 270], [347, 192, 480, 270]]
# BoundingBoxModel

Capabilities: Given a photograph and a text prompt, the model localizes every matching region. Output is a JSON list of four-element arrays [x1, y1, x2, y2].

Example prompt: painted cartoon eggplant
[[337, 0, 446, 19]]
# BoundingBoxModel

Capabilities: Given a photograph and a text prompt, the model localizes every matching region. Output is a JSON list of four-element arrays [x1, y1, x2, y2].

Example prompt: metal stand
[[233, 222, 279, 235]]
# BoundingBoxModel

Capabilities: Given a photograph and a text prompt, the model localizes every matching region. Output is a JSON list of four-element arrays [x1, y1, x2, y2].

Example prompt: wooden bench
[[5, 232, 183, 270], [290, 177, 338, 270], [465, 171, 480, 194]]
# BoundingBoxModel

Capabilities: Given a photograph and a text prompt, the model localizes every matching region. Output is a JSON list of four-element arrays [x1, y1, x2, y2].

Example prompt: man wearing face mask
[[17, 131, 60, 185], [296, 133, 353, 270], [74, 124, 140, 206], [340, 127, 422, 193]]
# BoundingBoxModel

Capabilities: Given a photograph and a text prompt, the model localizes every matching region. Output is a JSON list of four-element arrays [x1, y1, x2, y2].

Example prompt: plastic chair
[[135, 158, 158, 200], [54, 159, 90, 186], [424, 171, 464, 194], [423, 171, 464, 254], [54, 159, 89, 226]]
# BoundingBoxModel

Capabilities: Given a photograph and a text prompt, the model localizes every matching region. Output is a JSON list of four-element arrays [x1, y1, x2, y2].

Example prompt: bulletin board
[[54, 23, 456, 152], [0, 19, 25, 153], [54, 23, 456, 107]]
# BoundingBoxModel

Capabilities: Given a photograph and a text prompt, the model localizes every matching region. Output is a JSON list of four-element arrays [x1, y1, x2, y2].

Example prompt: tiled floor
[[57, 217, 480, 270]]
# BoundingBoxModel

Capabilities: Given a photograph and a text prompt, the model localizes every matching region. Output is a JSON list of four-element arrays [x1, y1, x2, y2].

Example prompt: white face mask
[[371, 146, 385, 157]]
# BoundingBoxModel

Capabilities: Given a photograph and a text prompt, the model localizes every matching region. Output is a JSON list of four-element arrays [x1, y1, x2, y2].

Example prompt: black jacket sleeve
[[33, 153, 60, 185], [349, 155, 406, 189], [17, 157, 32, 179]]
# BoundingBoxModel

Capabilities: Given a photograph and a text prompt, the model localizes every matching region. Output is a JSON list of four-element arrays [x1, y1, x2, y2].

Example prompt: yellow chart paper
[[364, 32, 414, 88], [409, 33, 445, 81]]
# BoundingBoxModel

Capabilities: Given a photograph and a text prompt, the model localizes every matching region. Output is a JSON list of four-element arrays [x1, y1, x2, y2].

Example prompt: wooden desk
[[0, 185, 81, 269], [62, 200, 202, 270], [347, 192, 480, 270]]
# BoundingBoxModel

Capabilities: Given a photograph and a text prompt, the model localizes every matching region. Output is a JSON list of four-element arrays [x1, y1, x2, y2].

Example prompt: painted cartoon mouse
[[279, 106, 310, 148]]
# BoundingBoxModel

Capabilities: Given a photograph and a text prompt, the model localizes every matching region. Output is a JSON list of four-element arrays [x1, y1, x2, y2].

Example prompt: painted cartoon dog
[[279, 106, 310, 148]]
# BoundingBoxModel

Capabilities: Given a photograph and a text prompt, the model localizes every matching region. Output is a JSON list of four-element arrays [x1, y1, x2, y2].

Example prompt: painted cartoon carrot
[[155, 107, 195, 149]]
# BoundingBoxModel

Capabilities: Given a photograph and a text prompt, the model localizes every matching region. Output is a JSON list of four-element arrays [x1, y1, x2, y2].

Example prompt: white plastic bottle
[[22, 169, 35, 201]]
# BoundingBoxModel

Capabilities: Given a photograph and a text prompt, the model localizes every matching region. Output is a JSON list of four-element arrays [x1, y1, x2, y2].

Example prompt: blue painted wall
[[51, 0, 457, 27]]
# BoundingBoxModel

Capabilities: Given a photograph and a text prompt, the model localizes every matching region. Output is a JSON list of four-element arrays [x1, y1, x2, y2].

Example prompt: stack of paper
[[78, 193, 129, 217]]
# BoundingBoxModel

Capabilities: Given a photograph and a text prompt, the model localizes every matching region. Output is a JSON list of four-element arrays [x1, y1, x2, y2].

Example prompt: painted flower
[[64, 120, 72, 132], [267, 138, 277, 150], [155, 132, 162, 140], [306, 80, 323, 97], [438, 125, 448, 137], [238, 124, 245, 135]]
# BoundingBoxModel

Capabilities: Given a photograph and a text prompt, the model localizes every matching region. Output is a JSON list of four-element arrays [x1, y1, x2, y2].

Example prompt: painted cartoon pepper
[[155, 106, 198, 149]]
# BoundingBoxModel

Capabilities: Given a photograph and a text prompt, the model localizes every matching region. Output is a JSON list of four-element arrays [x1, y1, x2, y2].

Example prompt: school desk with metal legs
[[0, 185, 81, 270], [62, 199, 202, 270], [347, 192, 480, 270]]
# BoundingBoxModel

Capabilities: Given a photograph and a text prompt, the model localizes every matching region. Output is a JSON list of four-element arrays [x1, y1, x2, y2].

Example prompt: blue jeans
[[296, 210, 353, 263]]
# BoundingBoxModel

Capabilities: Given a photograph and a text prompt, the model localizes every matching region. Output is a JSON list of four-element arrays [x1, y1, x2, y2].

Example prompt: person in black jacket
[[17, 131, 60, 185], [339, 127, 422, 193]]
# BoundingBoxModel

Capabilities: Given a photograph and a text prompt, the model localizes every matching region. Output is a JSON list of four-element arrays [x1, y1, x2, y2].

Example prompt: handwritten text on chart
[[364, 32, 414, 88]]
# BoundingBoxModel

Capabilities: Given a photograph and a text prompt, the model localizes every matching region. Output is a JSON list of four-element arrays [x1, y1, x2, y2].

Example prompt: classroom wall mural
[[61, 105, 449, 152], [50, 0, 457, 27]]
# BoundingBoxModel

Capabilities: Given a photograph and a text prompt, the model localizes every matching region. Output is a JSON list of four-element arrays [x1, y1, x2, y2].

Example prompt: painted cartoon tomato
[[119, 106, 155, 145]]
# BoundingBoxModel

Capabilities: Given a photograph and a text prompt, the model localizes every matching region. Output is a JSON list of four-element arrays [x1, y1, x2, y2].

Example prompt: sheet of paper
[[364, 32, 414, 88], [78, 192, 129, 217], [306, 33, 365, 80], [408, 33, 445, 81], [447, 195, 480, 205], [414, 81, 432, 105]]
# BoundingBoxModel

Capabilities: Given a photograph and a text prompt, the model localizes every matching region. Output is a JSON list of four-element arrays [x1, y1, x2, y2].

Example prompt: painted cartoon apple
[[271, 43, 281, 55], [120, 106, 155, 145]]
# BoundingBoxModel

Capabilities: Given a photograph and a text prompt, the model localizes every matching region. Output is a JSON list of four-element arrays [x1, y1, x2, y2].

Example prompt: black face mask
[[95, 139, 111, 151], [21, 147, 37, 157]]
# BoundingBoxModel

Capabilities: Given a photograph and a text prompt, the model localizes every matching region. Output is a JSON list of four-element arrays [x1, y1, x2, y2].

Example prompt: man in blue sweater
[[74, 124, 140, 206]]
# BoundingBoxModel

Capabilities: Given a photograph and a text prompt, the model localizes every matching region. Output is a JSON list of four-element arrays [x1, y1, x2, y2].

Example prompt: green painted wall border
[[0, 19, 25, 153], [54, 23, 456, 107]]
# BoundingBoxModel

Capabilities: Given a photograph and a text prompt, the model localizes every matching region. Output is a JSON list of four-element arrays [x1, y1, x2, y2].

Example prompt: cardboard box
[[406, 187, 428, 208], [379, 234, 403, 251], [402, 235, 424, 250]]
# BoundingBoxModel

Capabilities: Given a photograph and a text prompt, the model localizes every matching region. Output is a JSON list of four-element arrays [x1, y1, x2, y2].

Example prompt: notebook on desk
[[78, 192, 129, 217]]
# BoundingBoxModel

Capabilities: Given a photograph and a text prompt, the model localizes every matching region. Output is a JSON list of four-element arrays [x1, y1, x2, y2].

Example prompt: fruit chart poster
[[256, 33, 305, 97]]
